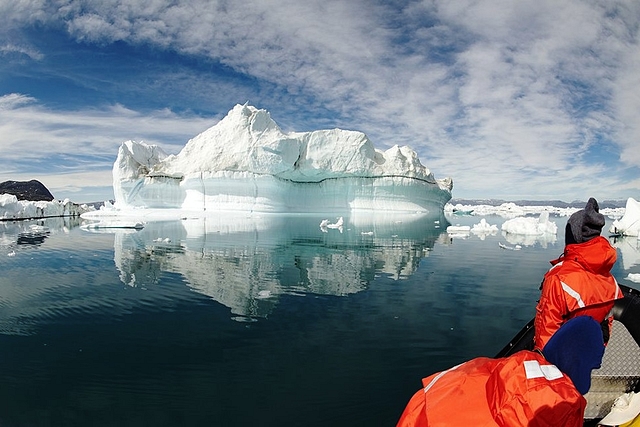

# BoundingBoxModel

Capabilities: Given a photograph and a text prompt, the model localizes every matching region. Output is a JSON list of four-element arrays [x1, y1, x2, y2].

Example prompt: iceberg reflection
[[611, 235, 640, 271], [111, 212, 449, 320]]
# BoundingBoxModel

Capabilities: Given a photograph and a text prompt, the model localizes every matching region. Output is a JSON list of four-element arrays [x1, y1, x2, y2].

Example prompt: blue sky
[[1, 0, 639, 203]]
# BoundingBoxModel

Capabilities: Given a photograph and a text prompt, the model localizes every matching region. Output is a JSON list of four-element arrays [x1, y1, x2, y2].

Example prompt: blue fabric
[[542, 316, 605, 395]]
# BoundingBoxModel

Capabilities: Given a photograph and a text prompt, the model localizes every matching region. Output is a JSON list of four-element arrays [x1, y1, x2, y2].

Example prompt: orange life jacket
[[396, 351, 585, 427], [534, 236, 621, 350]]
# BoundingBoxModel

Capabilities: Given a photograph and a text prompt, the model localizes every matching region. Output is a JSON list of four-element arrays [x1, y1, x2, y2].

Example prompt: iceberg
[[610, 198, 640, 237], [501, 212, 558, 236], [471, 218, 499, 240], [109, 104, 452, 215], [499, 212, 558, 247], [0, 194, 91, 220]]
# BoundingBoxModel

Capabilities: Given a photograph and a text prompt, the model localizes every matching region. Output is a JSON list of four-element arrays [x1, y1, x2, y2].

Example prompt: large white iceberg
[[610, 198, 640, 237], [111, 104, 452, 214]]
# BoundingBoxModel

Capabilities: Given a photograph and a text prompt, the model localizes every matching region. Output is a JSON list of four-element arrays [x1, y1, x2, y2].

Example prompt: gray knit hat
[[566, 198, 605, 244]]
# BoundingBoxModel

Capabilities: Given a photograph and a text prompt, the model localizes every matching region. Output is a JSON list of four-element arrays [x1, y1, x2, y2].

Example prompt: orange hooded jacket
[[534, 236, 621, 350], [396, 350, 585, 427]]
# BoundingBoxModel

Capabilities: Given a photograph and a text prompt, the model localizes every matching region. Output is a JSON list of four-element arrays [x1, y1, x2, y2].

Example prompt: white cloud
[[0, 43, 44, 60], [612, 35, 640, 166], [0, 93, 215, 161], [0, 94, 216, 201], [1, 0, 639, 201]]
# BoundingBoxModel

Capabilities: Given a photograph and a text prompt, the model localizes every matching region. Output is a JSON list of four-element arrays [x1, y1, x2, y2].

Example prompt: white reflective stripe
[[561, 281, 585, 308], [524, 360, 544, 378], [614, 278, 620, 299], [423, 363, 463, 393], [541, 365, 563, 380], [548, 261, 563, 272], [524, 360, 563, 381]]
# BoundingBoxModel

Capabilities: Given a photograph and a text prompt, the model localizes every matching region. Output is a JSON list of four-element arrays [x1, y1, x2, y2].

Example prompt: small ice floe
[[361, 231, 374, 236], [446, 225, 471, 234], [627, 273, 640, 284], [320, 216, 344, 233], [501, 212, 557, 236], [447, 224, 471, 239], [231, 316, 258, 323], [327, 217, 343, 229], [453, 208, 474, 216], [256, 290, 272, 299], [7, 250, 16, 257], [470, 219, 499, 240], [499, 242, 522, 250], [81, 220, 145, 230], [471, 219, 498, 232]]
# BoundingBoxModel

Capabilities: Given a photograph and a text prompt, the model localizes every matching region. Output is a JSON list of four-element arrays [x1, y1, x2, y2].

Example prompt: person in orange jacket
[[397, 316, 605, 427], [533, 197, 622, 351]]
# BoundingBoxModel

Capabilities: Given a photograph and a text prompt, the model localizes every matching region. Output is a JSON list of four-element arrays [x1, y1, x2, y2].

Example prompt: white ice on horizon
[[0, 194, 91, 220], [444, 202, 626, 219], [106, 104, 453, 216], [446, 214, 556, 244]]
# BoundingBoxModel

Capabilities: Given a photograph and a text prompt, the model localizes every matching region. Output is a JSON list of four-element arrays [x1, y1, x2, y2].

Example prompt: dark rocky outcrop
[[0, 180, 55, 201]]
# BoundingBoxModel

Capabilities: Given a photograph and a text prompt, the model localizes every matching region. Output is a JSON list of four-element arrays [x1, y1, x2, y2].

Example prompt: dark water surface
[[0, 212, 635, 426]]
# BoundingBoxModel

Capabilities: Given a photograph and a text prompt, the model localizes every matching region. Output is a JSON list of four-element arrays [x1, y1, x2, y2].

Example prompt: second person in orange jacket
[[534, 197, 622, 351]]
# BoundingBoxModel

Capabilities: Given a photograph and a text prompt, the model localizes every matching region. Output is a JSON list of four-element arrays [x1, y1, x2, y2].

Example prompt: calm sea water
[[0, 212, 634, 426]]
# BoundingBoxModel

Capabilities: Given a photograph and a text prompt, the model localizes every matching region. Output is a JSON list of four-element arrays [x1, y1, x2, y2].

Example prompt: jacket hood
[[561, 236, 617, 275]]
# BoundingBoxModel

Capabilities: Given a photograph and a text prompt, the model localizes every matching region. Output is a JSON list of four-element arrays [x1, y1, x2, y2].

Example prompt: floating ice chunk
[[326, 217, 344, 229], [501, 213, 557, 236], [470, 219, 499, 240], [446, 224, 471, 233], [499, 242, 522, 250], [320, 216, 343, 233], [447, 224, 471, 239], [81, 221, 145, 230], [627, 273, 640, 283], [471, 219, 499, 232], [610, 198, 640, 236], [257, 290, 272, 299]]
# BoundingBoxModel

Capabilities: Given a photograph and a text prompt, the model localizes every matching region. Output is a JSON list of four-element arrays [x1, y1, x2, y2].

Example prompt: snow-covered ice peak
[[108, 104, 453, 214]]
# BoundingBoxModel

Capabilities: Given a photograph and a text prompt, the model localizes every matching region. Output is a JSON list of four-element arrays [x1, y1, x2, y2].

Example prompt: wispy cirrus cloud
[[0, 0, 639, 202], [0, 93, 217, 201]]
